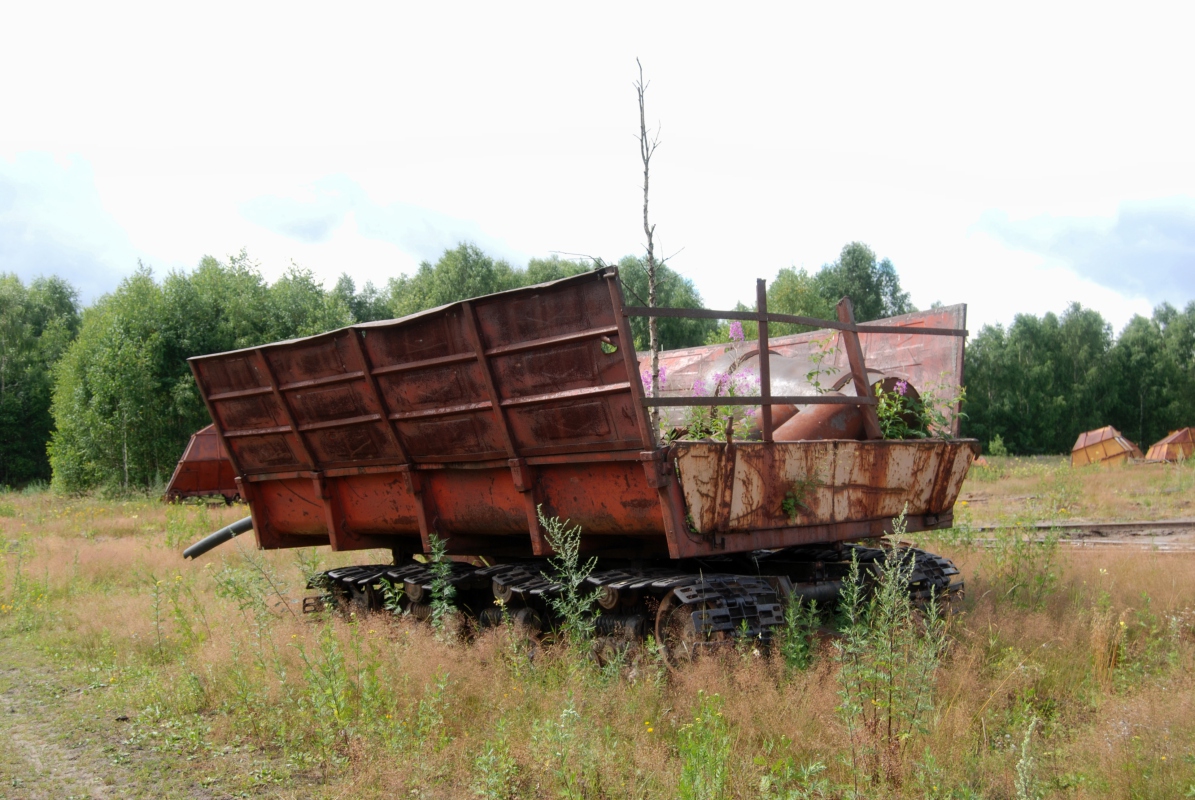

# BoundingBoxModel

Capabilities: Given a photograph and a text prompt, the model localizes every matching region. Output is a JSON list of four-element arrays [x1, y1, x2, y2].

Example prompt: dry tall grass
[[963, 455, 1195, 524], [2, 488, 1194, 798]]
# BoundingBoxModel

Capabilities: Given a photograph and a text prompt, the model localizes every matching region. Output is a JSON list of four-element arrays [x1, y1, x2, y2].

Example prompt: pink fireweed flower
[[728, 320, 744, 342], [691, 377, 709, 397], [640, 365, 668, 394], [895, 379, 908, 396]]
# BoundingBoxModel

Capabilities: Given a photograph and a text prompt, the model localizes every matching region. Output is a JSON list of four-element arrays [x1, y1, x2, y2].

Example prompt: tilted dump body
[[163, 424, 239, 503], [189, 268, 977, 560]]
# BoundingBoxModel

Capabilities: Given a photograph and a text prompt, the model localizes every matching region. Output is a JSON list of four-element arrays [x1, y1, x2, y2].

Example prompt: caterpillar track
[[304, 544, 963, 661]]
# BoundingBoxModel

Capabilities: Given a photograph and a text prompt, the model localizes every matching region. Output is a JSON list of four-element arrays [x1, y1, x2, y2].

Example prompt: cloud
[[0, 153, 140, 301], [979, 199, 1195, 307], [241, 176, 526, 267]]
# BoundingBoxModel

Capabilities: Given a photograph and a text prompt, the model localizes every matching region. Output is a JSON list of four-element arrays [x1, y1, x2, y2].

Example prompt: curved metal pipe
[[183, 516, 254, 559]]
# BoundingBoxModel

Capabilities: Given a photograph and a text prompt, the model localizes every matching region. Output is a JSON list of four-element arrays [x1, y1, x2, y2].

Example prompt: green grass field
[[1, 459, 1193, 799]]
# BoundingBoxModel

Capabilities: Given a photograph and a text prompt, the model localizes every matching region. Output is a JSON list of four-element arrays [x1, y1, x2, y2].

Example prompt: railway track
[[973, 518, 1195, 552]]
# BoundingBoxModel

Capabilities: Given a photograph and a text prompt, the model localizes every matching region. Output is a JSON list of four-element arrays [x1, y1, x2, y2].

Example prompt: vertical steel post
[[756, 279, 773, 442], [836, 297, 884, 440]]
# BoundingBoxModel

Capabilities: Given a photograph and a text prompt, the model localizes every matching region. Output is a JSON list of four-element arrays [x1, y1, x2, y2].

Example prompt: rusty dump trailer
[[164, 424, 240, 503], [188, 267, 977, 654]]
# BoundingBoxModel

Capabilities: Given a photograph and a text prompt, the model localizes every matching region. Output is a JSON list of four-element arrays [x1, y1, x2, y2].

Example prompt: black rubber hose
[[183, 516, 254, 559]]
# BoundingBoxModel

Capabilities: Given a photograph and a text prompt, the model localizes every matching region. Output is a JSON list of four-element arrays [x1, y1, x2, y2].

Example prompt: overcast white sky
[[3, 1, 1193, 334]]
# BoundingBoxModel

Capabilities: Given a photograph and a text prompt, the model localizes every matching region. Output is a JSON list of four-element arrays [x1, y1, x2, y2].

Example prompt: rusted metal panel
[[644, 304, 968, 435], [674, 439, 979, 538], [191, 269, 650, 480]]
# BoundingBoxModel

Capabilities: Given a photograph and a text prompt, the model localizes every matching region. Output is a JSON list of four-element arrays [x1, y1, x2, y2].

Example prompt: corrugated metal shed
[[1071, 425, 1143, 467]]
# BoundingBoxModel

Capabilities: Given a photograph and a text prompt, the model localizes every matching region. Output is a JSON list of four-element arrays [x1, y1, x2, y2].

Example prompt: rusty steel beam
[[346, 328, 414, 466], [756, 279, 773, 443], [606, 271, 656, 449], [642, 395, 878, 407], [624, 305, 967, 337], [254, 348, 316, 468], [835, 298, 884, 440]]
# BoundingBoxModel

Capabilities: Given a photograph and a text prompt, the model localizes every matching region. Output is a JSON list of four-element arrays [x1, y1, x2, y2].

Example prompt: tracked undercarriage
[[306, 543, 963, 661]]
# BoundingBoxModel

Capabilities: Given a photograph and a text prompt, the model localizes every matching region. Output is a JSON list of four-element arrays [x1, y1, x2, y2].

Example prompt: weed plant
[[472, 717, 521, 799], [1013, 717, 1041, 800], [778, 594, 819, 672], [803, 334, 839, 395], [679, 321, 760, 442], [758, 757, 830, 799], [835, 508, 948, 790], [426, 532, 456, 631], [678, 691, 732, 800], [873, 377, 967, 439], [537, 505, 599, 644]]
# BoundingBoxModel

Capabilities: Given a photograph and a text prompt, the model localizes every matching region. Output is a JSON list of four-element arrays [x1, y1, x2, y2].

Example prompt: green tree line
[[0, 240, 1189, 493], [705, 242, 917, 341], [962, 301, 1195, 454], [24, 244, 715, 493]]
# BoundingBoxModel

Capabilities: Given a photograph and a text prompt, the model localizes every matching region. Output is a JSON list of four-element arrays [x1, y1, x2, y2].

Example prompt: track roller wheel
[[654, 589, 728, 666]]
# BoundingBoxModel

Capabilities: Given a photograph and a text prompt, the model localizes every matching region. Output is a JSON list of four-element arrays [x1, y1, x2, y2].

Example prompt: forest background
[[0, 240, 1192, 492]]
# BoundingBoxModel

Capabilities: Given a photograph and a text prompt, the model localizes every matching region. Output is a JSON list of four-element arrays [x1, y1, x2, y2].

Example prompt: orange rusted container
[[164, 424, 240, 503], [1071, 425, 1143, 467], [1145, 428, 1194, 463], [188, 268, 978, 560]]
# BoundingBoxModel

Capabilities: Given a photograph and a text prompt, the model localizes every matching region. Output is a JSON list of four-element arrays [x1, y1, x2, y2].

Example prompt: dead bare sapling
[[636, 58, 663, 439]]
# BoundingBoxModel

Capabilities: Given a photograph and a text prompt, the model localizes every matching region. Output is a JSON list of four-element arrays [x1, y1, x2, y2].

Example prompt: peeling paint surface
[[675, 440, 979, 535]]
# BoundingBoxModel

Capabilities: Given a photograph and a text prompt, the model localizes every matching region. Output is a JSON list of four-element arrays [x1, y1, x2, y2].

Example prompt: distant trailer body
[[163, 424, 240, 503], [187, 268, 977, 560]]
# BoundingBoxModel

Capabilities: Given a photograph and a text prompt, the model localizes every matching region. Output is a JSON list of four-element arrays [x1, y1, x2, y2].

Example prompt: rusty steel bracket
[[640, 447, 693, 559], [235, 476, 268, 550], [312, 471, 344, 551], [638, 450, 672, 489], [399, 466, 439, 554], [508, 457, 550, 556], [314, 471, 385, 552], [508, 458, 533, 492]]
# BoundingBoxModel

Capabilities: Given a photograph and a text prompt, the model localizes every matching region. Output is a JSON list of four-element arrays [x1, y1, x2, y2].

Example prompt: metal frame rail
[[624, 278, 968, 443]]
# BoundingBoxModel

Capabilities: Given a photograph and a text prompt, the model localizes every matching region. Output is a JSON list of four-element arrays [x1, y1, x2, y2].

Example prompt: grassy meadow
[[1, 457, 1194, 799]]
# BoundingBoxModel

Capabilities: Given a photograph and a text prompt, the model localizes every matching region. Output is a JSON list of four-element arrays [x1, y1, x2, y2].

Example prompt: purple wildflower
[[691, 377, 708, 397], [728, 320, 744, 342], [895, 379, 908, 396], [640, 365, 669, 394]]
